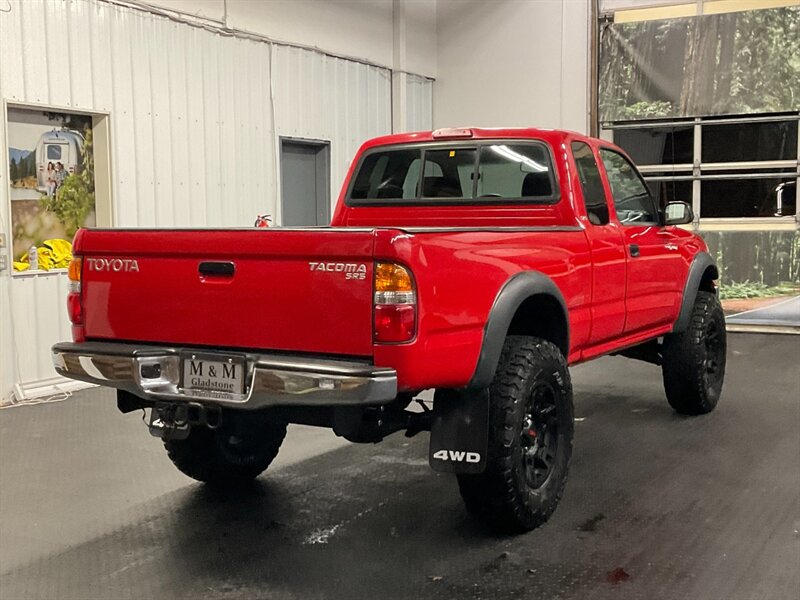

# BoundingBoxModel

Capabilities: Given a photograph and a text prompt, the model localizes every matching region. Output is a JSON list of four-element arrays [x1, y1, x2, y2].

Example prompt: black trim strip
[[468, 271, 569, 389], [673, 252, 718, 333]]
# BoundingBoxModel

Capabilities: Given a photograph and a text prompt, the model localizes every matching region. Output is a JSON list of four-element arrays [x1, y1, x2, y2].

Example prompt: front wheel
[[662, 291, 727, 415], [457, 336, 574, 533], [164, 410, 287, 485]]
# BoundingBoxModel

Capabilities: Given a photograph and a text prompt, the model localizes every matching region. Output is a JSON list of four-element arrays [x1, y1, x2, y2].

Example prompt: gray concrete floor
[[1, 333, 798, 600]]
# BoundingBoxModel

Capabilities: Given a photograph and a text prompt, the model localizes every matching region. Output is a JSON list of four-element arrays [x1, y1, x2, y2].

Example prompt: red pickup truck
[[53, 128, 726, 532]]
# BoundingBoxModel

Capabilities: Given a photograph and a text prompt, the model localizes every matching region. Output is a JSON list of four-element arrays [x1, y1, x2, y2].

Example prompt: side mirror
[[664, 201, 694, 226]]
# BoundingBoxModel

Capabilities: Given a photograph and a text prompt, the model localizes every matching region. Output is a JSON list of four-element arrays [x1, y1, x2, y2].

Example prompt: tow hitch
[[148, 401, 222, 440]]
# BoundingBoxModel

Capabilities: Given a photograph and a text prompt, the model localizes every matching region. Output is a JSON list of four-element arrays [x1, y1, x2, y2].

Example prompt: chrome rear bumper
[[52, 342, 397, 410]]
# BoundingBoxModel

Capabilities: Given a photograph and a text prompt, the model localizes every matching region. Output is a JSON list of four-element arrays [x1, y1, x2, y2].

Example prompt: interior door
[[281, 140, 331, 226], [598, 148, 684, 333]]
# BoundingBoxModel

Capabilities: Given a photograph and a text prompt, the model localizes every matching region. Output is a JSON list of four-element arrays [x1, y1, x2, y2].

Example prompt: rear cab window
[[348, 141, 559, 205]]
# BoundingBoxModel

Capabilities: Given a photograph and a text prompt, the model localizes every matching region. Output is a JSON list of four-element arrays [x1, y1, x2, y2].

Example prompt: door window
[[571, 142, 609, 225], [599, 148, 658, 225]]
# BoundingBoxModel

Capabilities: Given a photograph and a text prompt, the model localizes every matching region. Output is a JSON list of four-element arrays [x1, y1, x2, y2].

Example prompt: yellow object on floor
[[43, 239, 73, 268], [12, 239, 73, 272]]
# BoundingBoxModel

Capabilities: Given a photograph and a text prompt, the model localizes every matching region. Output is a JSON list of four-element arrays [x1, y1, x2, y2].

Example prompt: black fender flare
[[468, 271, 569, 390], [673, 251, 719, 333]]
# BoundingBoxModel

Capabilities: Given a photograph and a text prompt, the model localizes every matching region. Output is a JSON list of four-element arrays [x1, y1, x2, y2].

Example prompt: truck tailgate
[[76, 228, 376, 356]]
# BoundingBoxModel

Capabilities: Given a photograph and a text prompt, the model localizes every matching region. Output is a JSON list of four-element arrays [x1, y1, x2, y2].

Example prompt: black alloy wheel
[[521, 381, 560, 490]]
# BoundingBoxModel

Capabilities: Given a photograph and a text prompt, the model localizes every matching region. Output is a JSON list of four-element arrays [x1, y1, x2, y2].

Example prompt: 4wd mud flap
[[429, 388, 489, 474]]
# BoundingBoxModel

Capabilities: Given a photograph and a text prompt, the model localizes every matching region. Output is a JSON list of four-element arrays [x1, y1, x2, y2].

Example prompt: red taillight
[[374, 262, 417, 343], [374, 304, 416, 343], [71, 325, 86, 343], [67, 257, 85, 341], [67, 292, 83, 325]]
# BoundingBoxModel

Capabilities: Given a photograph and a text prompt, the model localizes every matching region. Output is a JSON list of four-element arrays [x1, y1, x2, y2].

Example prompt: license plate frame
[[180, 352, 246, 397]]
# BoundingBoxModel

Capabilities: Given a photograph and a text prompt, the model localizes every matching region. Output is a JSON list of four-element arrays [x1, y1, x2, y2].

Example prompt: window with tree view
[[600, 4, 800, 221], [599, 6, 800, 121], [609, 116, 799, 220]]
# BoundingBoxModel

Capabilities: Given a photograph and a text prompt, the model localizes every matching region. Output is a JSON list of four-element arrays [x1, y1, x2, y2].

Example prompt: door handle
[[629, 244, 640, 258], [198, 261, 235, 277]]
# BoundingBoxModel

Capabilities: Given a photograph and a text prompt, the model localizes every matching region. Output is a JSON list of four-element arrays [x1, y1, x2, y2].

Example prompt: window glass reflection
[[702, 120, 797, 162]]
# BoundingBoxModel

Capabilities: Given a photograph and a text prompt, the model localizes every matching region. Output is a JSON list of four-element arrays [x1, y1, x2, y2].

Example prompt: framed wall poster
[[7, 107, 96, 270], [599, 6, 800, 122]]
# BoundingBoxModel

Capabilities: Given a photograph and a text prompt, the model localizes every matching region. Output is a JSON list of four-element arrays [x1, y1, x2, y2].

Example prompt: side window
[[571, 142, 609, 225], [599, 148, 659, 224]]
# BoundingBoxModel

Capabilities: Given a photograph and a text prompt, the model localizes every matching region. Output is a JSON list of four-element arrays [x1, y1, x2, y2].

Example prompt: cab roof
[[359, 127, 592, 151]]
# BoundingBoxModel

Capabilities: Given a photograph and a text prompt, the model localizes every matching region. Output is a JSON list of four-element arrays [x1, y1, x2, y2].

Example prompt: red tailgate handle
[[199, 261, 235, 277]]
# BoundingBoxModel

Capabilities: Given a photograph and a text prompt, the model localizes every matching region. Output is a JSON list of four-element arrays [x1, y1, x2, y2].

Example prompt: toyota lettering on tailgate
[[86, 258, 140, 272]]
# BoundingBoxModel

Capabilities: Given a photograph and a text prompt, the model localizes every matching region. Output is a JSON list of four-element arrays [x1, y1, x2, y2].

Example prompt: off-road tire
[[662, 291, 727, 415], [164, 411, 287, 485], [457, 336, 574, 533]]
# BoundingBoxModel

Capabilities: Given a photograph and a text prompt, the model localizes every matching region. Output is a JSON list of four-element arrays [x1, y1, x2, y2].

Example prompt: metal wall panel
[[0, 0, 432, 399], [272, 45, 392, 213], [7, 273, 71, 385], [405, 74, 434, 132]]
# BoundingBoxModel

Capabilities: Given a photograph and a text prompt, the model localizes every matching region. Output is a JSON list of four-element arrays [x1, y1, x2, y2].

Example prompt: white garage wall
[[434, 0, 589, 133], [0, 0, 432, 401], [138, 0, 438, 79], [405, 74, 434, 132], [227, 0, 397, 73], [272, 45, 391, 213]]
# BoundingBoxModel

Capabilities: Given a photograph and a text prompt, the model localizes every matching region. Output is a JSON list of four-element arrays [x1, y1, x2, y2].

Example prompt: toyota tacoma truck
[[52, 128, 726, 532]]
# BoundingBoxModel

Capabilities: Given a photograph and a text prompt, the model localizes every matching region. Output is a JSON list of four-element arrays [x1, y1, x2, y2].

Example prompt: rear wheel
[[457, 336, 574, 533], [662, 291, 727, 415], [164, 410, 287, 485]]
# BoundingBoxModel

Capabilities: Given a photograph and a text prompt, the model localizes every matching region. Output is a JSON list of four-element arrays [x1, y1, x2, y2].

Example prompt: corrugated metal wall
[[7, 273, 73, 390], [405, 74, 434, 132], [272, 44, 392, 211], [0, 0, 433, 399]]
